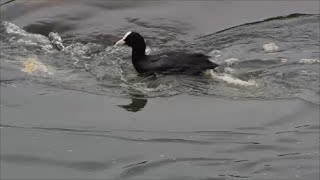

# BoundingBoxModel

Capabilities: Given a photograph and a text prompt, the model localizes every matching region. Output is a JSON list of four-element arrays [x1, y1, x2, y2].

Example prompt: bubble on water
[[280, 58, 288, 63], [84, 63, 90, 71], [276, 72, 284, 78], [263, 42, 279, 53]]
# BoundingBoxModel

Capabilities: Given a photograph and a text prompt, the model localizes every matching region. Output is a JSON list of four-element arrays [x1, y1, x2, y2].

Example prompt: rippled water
[[1, 1, 319, 180], [1, 13, 319, 103]]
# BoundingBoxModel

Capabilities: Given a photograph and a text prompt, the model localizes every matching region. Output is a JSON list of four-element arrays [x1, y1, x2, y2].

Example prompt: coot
[[115, 31, 218, 75]]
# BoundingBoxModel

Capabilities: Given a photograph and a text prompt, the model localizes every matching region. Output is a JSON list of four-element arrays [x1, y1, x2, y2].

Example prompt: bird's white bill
[[115, 39, 125, 46], [114, 31, 132, 46]]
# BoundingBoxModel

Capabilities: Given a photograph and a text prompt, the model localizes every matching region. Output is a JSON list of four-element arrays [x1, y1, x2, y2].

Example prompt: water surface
[[1, 1, 319, 179]]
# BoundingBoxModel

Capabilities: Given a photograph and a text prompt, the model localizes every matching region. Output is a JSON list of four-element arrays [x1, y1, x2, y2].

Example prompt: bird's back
[[135, 52, 218, 75]]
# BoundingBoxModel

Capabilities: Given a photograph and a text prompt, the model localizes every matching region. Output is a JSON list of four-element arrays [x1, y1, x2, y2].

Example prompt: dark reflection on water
[[119, 98, 148, 112], [119, 157, 234, 179], [1, 154, 112, 171], [23, 21, 75, 36]]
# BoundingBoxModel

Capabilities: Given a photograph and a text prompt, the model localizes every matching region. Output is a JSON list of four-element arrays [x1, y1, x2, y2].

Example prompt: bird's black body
[[115, 32, 218, 75]]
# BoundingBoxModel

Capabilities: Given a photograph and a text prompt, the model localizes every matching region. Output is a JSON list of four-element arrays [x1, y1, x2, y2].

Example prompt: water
[[1, 1, 319, 179], [1, 13, 319, 102]]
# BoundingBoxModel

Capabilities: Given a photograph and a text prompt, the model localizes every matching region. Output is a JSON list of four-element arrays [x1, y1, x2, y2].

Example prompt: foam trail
[[299, 59, 320, 64], [204, 70, 257, 87]]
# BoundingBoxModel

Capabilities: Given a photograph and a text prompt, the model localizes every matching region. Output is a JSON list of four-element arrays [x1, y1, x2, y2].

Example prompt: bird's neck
[[132, 47, 146, 60], [131, 47, 146, 73]]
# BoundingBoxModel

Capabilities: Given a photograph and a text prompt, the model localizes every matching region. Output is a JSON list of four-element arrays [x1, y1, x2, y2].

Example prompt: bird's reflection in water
[[118, 98, 147, 112]]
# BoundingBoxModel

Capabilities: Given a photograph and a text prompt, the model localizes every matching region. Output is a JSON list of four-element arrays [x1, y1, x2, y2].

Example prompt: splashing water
[[204, 70, 258, 87], [1, 14, 319, 103]]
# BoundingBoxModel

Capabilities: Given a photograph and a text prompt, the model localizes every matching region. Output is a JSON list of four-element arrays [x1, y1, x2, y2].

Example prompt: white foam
[[145, 46, 162, 55], [208, 49, 221, 58], [225, 58, 239, 66], [3, 21, 51, 49], [145, 46, 152, 55], [204, 69, 257, 87], [17, 39, 38, 46], [263, 43, 279, 53], [224, 67, 236, 74], [299, 59, 320, 64], [4, 21, 48, 43], [3, 21, 26, 35]]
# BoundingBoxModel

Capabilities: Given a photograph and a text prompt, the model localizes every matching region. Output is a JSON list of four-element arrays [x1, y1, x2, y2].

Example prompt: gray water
[[1, 1, 319, 180]]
